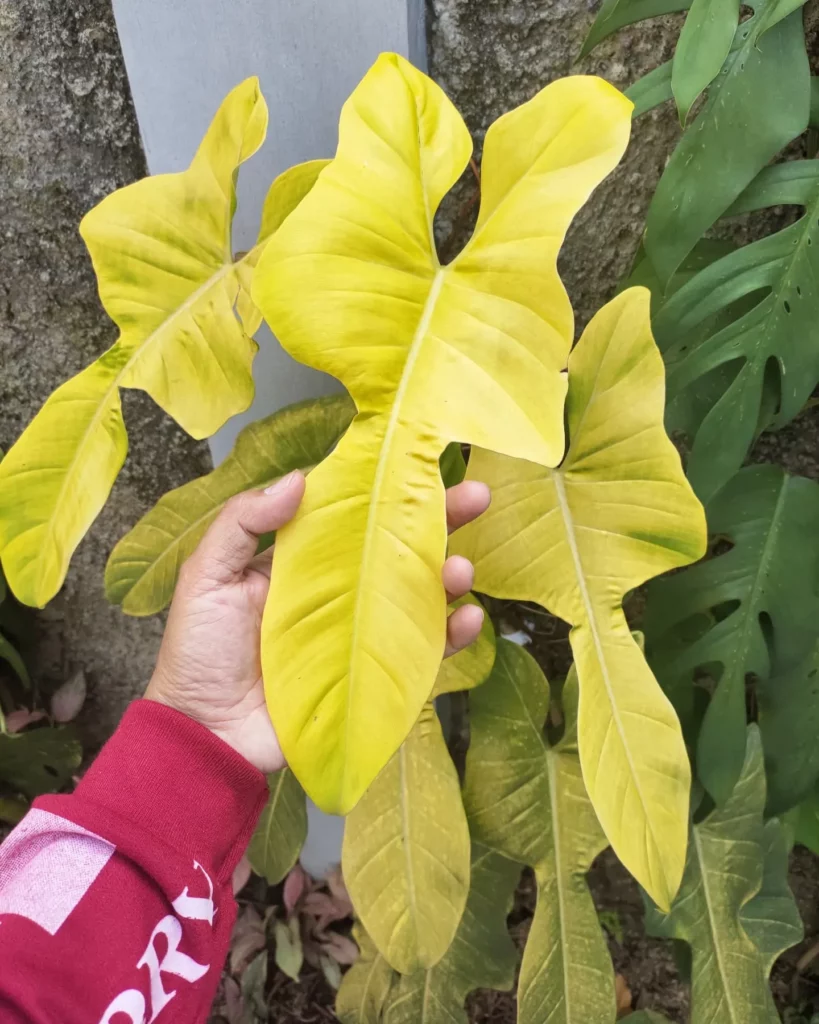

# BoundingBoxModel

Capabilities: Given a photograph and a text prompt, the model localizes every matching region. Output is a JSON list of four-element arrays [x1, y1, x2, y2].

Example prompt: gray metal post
[[112, 0, 425, 875], [112, 0, 425, 462]]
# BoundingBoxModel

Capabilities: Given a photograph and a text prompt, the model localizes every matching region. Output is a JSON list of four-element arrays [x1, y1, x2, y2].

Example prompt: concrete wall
[[0, 0, 212, 747]]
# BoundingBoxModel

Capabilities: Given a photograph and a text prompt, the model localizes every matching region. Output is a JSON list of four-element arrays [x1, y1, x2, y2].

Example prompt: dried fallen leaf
[[222, 976, 243, 1024], [302, 890, 353, 934], [5, 709, 46, 734], [274, 917, 303, 982], [326, 866, 353, 916], [283, 863, 308, 916], [616, 973, 633, 1016], [319, 930, 359, 966], [320, 953, 342, 990], [51, 670, 86, 723], [232, 854, 252, 896], [230, 906, 266, 976]]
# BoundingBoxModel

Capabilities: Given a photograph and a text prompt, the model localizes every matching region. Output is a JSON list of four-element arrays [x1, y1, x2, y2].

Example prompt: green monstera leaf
[[453, 288, 706, 911], [579, 0, 692, 59], [383, 844, 520, 1024], [342, 703, 470, 974], [671, 0, 739, 124], [0, 726, 82, 798], [105, 395, 354, 616], [0, 79, 325, 609], [643, 2, 809, 286], [247, 768, 308, 885], [645, 728, 802, 1024], [654, 161, 819, 502], [758, 640, 819, 816], [645, 465, 819, 807], [464, 639, 616, 1024]]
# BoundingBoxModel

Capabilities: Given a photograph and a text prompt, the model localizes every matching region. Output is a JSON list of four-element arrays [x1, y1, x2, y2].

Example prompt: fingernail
[[265, 471, 300, 495]]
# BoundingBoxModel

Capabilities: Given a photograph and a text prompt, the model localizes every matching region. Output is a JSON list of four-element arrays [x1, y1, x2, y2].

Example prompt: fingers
[[445, 602, 484, 658], [442, 554, 473, 602], [191, 472, 305, 585], [446, 480, 490, 534]]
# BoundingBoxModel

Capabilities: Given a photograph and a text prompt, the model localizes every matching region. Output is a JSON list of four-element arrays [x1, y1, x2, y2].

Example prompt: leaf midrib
[[693, 827, 741, 1024], [551, 470, 665, 897]]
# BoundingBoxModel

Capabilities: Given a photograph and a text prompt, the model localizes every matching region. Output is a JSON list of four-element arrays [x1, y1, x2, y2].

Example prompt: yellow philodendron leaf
[[0, 79, 325, 608], [252, 52, 633, 813], [342, 703, 471, 974], [453, 288, 707, 909]]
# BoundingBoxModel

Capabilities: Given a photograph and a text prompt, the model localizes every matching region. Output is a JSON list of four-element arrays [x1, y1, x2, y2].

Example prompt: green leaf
[[439, 443, 467, 489], [740, 819, 803, 968], [644, 4, 809, 286], [752, 0, 810, 38], [788, 785, 819, 855], [247, 768, 308, 885], [105, 394, 354, 616], [579, 0, 692, 59], [342, 703, 471, 974], [242, 949, 269, 1018], [645, 728, 801, 1024], [336, 925, 396, 1024], [383, 844, 520, 1024], [671, 0, 739, 124], [274, 917, 303, 982], [645, 465, 819, 806], [758, 641, 819, 816], [626, 60, 673, 119], [432, 594, 495, 698], [654, 166, 819, 498], [463, 640, 616, 1024], [724, 160, 819, 216], [0, 726, 81, 797], [0, 630, 29, 687]]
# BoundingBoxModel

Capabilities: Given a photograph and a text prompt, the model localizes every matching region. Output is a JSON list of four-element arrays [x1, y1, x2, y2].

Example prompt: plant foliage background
[[4, 1, 819, 1023]]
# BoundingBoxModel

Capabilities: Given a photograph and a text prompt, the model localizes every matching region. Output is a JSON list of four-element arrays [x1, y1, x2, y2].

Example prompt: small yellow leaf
[[453, 288, 707, 909], [0, 79, 324, 608], [253, 52, 633, 813], [342, 704, 470, 974]]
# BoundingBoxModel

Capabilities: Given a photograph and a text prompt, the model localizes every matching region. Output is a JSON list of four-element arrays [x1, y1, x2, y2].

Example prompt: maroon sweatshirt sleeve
[[0, 700, 269, 1023]]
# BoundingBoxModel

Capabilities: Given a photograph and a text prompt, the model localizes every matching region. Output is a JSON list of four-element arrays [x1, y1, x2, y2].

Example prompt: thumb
[[192, 471, 306, 584]]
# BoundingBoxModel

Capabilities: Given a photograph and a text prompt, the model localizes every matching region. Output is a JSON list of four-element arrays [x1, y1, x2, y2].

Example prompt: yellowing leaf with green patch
[[106, 395, 354, 616], [342, 703, 470, 974], [252, 52, 633, 814], [383, 844, 520, 1024], [453, 288, 706, 909], [432, 594, 495, 698], [0, 79, 324, 609], [247, 768, 308, 886], [645, 728, 802, 1024], [336, 924, 396, 1024], [464, 640, 616, 1024]]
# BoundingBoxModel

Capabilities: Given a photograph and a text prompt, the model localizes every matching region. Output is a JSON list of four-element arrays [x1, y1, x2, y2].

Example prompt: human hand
[[145, 471, 491, 773]]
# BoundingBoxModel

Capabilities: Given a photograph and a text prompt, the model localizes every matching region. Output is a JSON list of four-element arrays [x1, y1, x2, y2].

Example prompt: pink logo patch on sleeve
[[0, 808, 115, 935]]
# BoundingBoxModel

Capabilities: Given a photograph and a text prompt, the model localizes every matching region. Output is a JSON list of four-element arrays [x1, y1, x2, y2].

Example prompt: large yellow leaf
[[342, 703, 471, 974], [252, 52, 633, 813], [0, 79, 324, 608], [453, 288, 707, 909], [105, 395, 354, 616]]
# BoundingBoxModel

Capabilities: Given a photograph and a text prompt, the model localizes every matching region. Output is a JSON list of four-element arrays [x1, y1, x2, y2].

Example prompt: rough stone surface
[[0, 0, 212, 749], [428, 0, 686, 326]]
